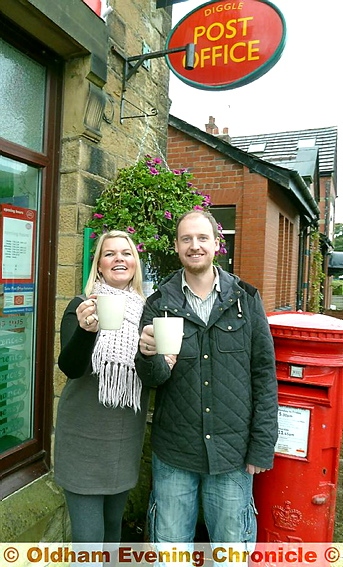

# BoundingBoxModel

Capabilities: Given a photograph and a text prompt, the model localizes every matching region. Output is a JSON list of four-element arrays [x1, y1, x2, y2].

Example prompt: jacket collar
[[181, 266, 221, 295], [156, 268, 244, 325]]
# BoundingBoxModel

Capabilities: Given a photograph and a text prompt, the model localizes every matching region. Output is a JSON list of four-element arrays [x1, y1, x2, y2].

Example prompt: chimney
[[221, 127, 231, 142], [205, 116, 219, 135]]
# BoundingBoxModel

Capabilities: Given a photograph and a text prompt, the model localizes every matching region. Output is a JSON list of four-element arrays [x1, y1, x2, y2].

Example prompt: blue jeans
[[148, 453, 257, 543]]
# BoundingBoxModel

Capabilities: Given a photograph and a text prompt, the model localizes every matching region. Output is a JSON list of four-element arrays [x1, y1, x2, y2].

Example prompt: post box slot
[[277, 381, 332, 405]]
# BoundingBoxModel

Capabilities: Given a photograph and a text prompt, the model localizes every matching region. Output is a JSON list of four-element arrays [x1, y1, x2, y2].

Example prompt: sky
[[168, 0, 342, 220]]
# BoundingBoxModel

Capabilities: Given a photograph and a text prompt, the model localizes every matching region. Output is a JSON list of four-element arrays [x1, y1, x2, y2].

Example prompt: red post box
[[253, 311, 343, 542]]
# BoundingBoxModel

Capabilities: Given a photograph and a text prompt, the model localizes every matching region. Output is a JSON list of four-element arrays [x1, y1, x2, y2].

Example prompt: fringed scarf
[[91, 282, 145, 412]]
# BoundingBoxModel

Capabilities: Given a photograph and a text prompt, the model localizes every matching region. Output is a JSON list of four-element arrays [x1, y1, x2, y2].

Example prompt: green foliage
[[308, 229, 325, 313], [331, 279, 343, 295], [333, 223, 343, 251], [88, 156, 227, 282]]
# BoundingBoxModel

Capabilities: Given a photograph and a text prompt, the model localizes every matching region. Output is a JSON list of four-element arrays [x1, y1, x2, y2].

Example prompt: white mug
[[153, 317, 184, 354], [96, 294, 126, 330]]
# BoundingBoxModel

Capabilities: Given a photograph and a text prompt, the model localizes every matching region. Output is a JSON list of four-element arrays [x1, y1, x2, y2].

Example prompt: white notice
[[2, 216, 34, 280], [275, 405, 311, 458]]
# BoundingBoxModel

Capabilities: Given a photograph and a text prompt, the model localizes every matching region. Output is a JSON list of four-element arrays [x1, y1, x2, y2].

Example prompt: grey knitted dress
[[54, 296, 150, 495]]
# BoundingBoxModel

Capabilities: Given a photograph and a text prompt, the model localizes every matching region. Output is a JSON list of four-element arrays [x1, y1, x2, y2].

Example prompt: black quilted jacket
[[135, 268, 278, 474]]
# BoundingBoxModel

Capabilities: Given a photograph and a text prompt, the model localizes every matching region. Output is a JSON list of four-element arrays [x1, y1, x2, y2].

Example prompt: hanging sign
[[165, 0, 286, 90], [82, 0, 101, 16], [157, 0, 189, 6]]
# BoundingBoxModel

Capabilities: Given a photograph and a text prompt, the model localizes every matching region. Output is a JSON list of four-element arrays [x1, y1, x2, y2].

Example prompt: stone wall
[[53, 0, 172, 539]]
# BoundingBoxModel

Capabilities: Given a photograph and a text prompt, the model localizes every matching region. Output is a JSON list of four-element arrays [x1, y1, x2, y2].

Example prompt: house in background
[[0, 0, 172, 542], [167, 115, 337, 312], [227, 121, 338, 309]]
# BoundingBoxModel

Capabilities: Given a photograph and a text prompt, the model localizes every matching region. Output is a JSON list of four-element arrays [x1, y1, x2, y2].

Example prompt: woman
[[54, 230, 149, 543]]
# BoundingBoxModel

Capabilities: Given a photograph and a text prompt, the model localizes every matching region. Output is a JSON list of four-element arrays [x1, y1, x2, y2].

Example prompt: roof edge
[[168, 114, 319, 223]]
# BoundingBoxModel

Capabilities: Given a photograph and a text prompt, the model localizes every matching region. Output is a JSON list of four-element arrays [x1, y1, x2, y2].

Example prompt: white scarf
[[91, 282, 144, 411]]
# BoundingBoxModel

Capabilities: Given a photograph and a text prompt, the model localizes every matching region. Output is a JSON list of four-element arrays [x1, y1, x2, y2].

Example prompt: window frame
[[210, 205, 236, 272], [0, 16, 63, 497]]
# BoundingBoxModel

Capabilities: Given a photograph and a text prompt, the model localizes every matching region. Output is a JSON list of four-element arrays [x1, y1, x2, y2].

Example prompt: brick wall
[[167, 125, 301, 312]]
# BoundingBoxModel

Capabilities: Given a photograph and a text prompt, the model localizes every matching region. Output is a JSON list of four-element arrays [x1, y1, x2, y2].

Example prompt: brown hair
[[175, 210, 219, 239]]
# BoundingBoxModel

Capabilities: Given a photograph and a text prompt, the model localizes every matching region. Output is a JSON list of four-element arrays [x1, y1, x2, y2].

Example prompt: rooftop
[[201, 118, 337, 224], [228, 126, 337, 174]]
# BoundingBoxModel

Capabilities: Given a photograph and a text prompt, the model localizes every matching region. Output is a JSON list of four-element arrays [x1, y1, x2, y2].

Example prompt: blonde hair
[[84, 230, 144, 299]]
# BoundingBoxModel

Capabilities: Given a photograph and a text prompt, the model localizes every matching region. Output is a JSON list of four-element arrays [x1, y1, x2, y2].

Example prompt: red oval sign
[[166, 0, 286, 90]]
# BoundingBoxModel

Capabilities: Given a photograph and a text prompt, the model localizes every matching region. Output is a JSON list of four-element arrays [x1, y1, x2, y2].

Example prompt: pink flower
[[164, 211, 172, 220], [90, 232, 97, 239], [127, 226, 136, 234], [136, 243, 145, 253], [149, 167, 159, 175], [93, 213, 104, 219], [172, 169, 181, 175], [193, 205, 203, 211], [154, 157, 162, 164]]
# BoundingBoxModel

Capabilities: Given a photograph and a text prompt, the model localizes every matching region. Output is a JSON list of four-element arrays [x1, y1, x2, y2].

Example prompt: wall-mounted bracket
[[120, 96, 158, 122], [122, 43, 195, 88], [111, 43, 195, 122]]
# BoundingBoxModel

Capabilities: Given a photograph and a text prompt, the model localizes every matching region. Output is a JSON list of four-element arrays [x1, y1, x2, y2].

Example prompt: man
[[135, 210, 278, 543]]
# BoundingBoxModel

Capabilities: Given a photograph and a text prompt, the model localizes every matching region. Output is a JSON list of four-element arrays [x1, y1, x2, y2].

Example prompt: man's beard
[[184, 261, 210, 275]]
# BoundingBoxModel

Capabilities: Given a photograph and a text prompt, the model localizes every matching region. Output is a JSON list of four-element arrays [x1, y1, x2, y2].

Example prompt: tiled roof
[[229, 126, 337, 174]]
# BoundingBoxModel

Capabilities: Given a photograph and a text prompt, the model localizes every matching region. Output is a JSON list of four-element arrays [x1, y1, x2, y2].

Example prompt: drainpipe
[[324, 180, 331, 237], [296, 225, 309, 310]]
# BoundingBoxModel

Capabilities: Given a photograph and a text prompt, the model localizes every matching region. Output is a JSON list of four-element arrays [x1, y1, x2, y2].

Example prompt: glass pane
[[0, 38, 46, 152], [0, 156, 40, 453], [217, 234, 235, 273], [211, 206, 236, 231]]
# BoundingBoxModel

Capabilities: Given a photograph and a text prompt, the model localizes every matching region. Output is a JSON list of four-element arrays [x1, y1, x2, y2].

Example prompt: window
[[0, 19, 63, 496], [276, 214, 294, 308], [0, 158, 40, 454], [297, 138, 316, 148], [210, 206, 235, 273], [247, 142, 266, 154]]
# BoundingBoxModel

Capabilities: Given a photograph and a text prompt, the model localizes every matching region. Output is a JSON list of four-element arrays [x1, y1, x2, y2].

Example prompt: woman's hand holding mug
[[77, 295, 99, 332]]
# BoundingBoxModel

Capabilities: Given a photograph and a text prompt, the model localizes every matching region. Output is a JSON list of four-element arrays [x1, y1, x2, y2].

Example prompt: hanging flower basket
[[88, 155, 226, 282]]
